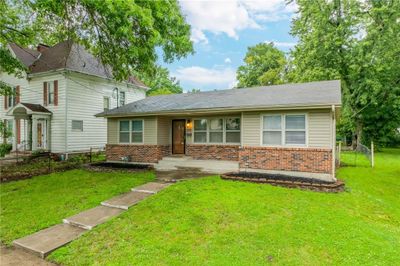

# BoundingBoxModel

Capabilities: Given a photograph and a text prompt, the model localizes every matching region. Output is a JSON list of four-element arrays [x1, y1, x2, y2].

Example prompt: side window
[[262, 115, 282, 145], [72, 120, 83, 131], [225, 118, 240, 143], [119, 91, 126, 106], [103, 97, 110, 111], [193, 119, 207, 143], [119, 121, 130, 143], [209, 118, 223, 143], [47, 82, 54, 104], [285, 115, 306, 145]]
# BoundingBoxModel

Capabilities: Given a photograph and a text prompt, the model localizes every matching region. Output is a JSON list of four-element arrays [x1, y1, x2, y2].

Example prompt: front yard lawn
[[49, 149, 400, 265], [0, 169, 154, 245]]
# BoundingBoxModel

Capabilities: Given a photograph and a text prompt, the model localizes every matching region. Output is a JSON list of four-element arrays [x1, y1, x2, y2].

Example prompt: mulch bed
[[85, 162, 154, 172], [221, 172, 345, 193]]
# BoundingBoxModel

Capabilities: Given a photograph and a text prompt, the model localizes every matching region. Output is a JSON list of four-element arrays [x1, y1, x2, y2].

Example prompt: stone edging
[[220, 173, 345, 193]]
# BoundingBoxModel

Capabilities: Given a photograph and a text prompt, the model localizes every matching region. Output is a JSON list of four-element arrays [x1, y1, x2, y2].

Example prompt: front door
[[37, 120, 46, 149], [172, 120, 185, 154]]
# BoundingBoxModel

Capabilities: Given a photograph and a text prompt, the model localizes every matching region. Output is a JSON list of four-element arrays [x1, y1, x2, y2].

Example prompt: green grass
[[49, 149, 400, 265], [0, 169, 154, 245]]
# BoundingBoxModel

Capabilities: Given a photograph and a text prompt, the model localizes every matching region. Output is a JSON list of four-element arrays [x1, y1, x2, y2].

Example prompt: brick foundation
[[186, 144, 239, 161], [106, 144, 170, 163], [239, 146, 332, 174]]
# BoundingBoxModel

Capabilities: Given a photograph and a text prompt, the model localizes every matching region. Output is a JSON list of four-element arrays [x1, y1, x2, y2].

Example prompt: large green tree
[[236, 42, 287, 88], [0, 0, 193, 94], [288, 0, 400, 146], [136, 66, 183, 96]]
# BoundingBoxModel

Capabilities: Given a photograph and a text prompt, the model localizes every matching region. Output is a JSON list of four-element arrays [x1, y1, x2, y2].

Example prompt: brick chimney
[[37, 43, 50, 53]]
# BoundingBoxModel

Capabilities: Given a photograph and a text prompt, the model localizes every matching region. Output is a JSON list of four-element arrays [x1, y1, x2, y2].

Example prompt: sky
[[160, 0, 298, 92]]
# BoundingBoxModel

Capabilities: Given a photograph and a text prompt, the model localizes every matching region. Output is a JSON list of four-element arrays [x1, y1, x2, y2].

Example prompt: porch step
[[13, 224, 86, 258], [63, 206, 124, 230], [155, 158, 239, 174], [160, 156, 193, 162]]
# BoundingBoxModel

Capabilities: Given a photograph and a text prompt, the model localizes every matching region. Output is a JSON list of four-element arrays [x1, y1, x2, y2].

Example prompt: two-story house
[[0, 40, 148, 155]]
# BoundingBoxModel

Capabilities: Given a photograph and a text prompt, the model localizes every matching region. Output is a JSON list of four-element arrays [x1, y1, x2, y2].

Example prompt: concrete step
[[63, 206, 124, 230], [13, 224, 86, 258], [160, 156, 193, 162], [131, 182, 171, 194], [101, 191, 151, 210], [155, 159, 239, 174]]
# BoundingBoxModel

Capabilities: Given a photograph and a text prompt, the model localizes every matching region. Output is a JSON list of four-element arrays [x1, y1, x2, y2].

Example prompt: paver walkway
[[12, 181, 171, 258]]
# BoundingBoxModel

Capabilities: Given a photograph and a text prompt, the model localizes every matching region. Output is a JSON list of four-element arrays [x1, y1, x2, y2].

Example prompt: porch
[[6, 103, 52, 152]]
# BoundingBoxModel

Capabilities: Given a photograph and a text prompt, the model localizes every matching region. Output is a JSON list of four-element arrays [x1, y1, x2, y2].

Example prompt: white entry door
[[36, 120, 46, 149]]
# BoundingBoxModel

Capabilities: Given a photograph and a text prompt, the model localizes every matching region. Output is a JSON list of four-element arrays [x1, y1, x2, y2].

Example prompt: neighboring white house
[[0, 41, 148, 154]]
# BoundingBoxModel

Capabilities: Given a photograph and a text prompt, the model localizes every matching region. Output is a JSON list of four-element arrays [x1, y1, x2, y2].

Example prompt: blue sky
[[159, 0, 298, 92]]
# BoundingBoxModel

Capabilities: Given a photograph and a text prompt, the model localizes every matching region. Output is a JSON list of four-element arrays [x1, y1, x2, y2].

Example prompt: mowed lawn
[[49, 149, 400, 265], [0, 169, 154, 245]]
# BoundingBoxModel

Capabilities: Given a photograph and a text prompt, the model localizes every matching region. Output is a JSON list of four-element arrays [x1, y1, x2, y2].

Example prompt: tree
[[236, 42, 287, 88], [136, 66, 183, 96], [288, 0, 400, 147], [0, 0, 193, 94]]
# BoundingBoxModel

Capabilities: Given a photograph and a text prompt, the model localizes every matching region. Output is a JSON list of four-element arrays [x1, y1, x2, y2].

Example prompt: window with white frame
[[119, 120, 143, 143], [103, 97, 110, 111], [262, 114, 306, 146], [7, 87, 17, 108], [209, 118, 223, 143], [285, 115, 306, 145], [47, 82, 54, 104], [193, 117, 241, 144], [119, 91, 126, 106], [193, 119, 207, 143], [72, 120, 83, 131], [226, 117, 241, 143]]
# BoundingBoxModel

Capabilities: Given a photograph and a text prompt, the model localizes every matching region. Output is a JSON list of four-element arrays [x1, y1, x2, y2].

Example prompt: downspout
[[331, 105, 336, 181], [65, 75, 69, 158]]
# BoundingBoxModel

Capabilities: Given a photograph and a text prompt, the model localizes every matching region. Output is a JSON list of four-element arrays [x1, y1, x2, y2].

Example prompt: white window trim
[[260, 113, 308, 147], [118, 119, 144, 144], [193, 116, 241, 145], [103, 96, 110, 111], [8, 87, 17, 108], [71, 120, 84, 132]]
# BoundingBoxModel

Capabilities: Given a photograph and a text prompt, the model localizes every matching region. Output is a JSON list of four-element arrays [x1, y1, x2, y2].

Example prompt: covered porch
[[6, 103, 52, 152]]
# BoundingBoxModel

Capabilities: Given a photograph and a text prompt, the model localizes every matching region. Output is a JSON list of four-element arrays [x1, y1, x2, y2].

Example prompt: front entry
[[36, 120, 46, 149], [172, 120, 186, 154]]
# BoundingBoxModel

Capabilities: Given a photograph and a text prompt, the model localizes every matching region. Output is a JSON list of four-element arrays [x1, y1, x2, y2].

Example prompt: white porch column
[[12, 118, 18, 151], [46, 118, 51, 151], [32, 117, 38, 151]]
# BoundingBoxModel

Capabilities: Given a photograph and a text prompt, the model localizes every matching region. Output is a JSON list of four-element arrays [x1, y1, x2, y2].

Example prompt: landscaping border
[[221, 172, 345, 193]]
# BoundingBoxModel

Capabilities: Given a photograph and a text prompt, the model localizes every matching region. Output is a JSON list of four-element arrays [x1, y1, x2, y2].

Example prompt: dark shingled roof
[[20, 103, 52, 113], [9, 41, 147, 88], [98, 80, 341, 117], [9, 43, 40, 68]]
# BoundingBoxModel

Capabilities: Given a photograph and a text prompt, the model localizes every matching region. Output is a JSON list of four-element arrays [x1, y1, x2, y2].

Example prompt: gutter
[[97, 103, 342, 118]]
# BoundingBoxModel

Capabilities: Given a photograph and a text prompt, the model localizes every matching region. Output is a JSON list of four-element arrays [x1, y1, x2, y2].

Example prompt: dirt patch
[[221, 172, 345, 193], [0, 244, 57, 266], [85, 162, 153, 172]]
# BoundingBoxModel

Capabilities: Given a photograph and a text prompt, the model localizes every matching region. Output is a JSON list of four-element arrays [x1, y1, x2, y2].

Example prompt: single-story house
[[97, 80, 341, 181]]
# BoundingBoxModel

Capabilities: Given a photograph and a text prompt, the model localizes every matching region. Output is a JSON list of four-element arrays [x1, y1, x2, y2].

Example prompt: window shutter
[[43, 82, 47, 106], [54, 80, 58, 106], [16, 86, 20, 104], [4, 96, 7, 109]]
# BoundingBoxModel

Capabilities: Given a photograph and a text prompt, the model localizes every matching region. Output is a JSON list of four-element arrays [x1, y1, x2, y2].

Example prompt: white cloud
[[179, 0, 297, 43], [265, 40, 297, 48], [224, 57, 232, 63], [173, 66, 236, 88]]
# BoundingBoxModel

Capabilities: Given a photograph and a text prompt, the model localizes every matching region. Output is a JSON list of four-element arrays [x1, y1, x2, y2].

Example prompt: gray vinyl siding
[[107, 116, 157, 145], [242, 109, 333, 148], [308, 111, 332, 148], [242, 112, 261, 146], [157, 116, 171, 145], [107, 119, 118, 144]]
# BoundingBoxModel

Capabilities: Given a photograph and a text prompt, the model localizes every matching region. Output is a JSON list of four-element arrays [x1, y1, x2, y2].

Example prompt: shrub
[[0, 143, 12, 157]]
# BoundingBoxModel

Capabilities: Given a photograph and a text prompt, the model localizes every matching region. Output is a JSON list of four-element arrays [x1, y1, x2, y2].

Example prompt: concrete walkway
[[12, 181, 171, 258]]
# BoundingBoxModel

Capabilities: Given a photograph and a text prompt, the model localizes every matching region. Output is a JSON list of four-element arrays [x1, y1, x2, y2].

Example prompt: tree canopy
[[288, 0, 400, 146], [236, 42, 287, 88], [0, 0, 193, 89], [136, 66, 183, 96]]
